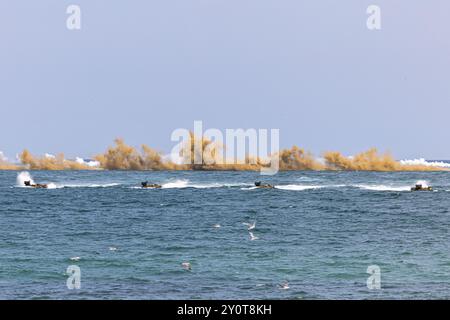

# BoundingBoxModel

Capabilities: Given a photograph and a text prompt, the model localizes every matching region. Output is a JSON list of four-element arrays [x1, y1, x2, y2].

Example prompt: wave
[[241, 186, 259, 190], [136, 181, 445, 192], [20, 182, 120, 189], [161, 179, 251, 189], [61, 183, 120, 188], [242, 183, 415, 192], [15, 172, 120, 189], [13, 172, 442, 193], [353, 184, 411, 192], [275, 184, 324, 191], [161, 180, 189, 189], [191, 182, 251, 189], [241, 184, 344, 191], [399, 158, 450, 168], [352, 179, 434, 192]]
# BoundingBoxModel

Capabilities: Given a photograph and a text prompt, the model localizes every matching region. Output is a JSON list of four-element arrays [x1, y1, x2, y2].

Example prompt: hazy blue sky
[[1, 1, 449, 160]]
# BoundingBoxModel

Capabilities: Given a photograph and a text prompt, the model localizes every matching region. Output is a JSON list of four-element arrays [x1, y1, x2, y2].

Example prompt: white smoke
[[400, 158, 450, 168], [165, 153, 184, 165], [75, 157, 100, 167], [0, 151, 7, 162]]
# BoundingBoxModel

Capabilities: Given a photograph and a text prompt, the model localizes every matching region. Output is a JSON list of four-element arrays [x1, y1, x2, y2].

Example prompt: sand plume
[[0, 140, 446, 172], [278, 146, 325, 170], [95, 138, 181, 170], [323, 148, 440, 171], [19, 149, 94, 170]]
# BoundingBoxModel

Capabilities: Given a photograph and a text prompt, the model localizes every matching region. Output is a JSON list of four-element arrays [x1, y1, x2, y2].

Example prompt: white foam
[[241, 186, 258, 190], [161, 180, 250, 189], [63, 183, 120, 188], [355, 184, 411, 192], [400, 158, 450, 168], [16, 171, 35, 187], [161, 180, 189, 189], [16, 172, 120, 189], [275, 184, 323, 191], [241, 184, 344, 191], [187, 183, 223, 189], [190, 182, 250, 189]]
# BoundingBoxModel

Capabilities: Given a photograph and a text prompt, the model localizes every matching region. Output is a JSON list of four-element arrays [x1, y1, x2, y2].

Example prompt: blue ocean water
[[0, 169, 449, 299]]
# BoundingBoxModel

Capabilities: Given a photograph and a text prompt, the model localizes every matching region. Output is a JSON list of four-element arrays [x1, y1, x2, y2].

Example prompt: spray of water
[[16, 171, 35, 187], [414, 180, 429, 188]]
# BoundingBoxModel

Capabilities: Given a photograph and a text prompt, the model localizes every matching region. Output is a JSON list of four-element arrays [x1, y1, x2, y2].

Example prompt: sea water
[[0, 169, 449, 299]]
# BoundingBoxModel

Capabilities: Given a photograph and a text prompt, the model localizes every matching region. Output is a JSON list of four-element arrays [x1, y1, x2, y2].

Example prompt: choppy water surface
[[0, 170, 449, 299]]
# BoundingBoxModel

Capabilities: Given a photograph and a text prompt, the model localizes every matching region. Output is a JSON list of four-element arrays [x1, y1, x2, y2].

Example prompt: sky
[[1, 0, 449, 160]]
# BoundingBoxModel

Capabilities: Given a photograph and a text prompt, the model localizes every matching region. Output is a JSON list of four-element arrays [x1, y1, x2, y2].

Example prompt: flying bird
[[243, 221, 256, 230], [249, 232, 259, 241]]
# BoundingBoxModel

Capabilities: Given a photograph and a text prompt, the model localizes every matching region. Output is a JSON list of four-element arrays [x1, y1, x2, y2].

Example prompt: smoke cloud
[[19, 150, 95, 170], [0, 151, 20, 169], [0, 140, 447, 171], [323, 148, 440, 171]]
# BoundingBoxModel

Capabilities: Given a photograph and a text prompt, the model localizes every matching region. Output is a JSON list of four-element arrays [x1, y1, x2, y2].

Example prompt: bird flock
[[68, 219, 288, 290]]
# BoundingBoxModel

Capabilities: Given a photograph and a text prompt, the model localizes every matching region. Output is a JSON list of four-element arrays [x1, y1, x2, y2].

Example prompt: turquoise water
[[0, 170, 449, 299]]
